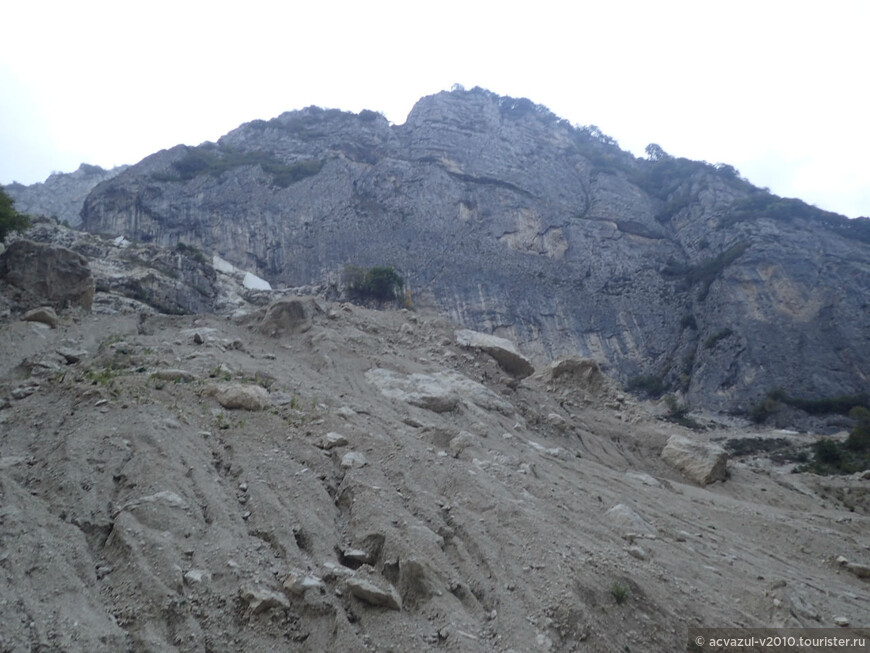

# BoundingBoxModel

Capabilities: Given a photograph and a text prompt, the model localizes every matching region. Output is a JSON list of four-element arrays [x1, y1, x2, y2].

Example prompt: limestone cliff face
[[4, 163, 126, 227], [80, 88, 870, 413]]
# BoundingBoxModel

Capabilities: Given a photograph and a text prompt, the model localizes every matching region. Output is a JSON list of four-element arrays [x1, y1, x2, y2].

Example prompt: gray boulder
[[455, 328, 534, 379], [661, 434, 728, 486], [259, 298, 316, 336]]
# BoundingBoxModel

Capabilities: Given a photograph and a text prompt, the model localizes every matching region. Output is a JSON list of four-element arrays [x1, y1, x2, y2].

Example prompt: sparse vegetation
[[176, 241, 208, 265], [155, 146, 324, 188], [0, 188, 30, 242], [748, 390, 870, 426], [626, 373, 669, 399], [343, 265, 405, 305], [610, 582, 629, 605], [662, 241, 750, 300]]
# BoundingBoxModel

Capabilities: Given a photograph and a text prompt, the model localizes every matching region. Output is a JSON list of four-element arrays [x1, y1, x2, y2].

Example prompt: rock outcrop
[[0, 239, 94, 310]]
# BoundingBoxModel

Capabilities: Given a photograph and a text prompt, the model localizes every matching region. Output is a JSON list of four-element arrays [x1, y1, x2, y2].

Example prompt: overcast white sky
[[1, 0, 867, 217]]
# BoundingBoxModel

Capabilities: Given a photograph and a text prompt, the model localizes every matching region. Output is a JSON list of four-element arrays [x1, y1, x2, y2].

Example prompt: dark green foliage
[[626, 374, 668, 398], [716, 189, 869, 244], [749, 388, 870, 429], [343, 265, 404, 304], [358, 109, 381, 122], [610, 582, 628, 605], [704, 328, 734, 349], [175, 242, 207, 265], [845, 407, 870, 452], [0, 188, 30, 242], [725, 437, 791, 456], [814, 439, 842, 465], [778, 393, 869, 416], [157, 147, 323, 188]]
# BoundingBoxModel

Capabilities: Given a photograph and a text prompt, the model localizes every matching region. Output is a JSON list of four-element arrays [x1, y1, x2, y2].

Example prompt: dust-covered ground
[[1, 295, 868, 652]]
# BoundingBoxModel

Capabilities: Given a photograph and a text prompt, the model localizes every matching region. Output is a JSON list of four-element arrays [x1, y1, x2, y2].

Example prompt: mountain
[[4, 163, 126, 227], [50, 88, 870, 416]]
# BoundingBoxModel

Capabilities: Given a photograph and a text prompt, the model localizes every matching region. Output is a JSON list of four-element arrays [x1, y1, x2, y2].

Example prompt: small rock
[[206, 383, 270, 411], [346, 569, 402, 610], [22, 306, 59, 328], [316, 432, 348, 450], [449, 431, 476, 458], [283, 568, 325, 596], [625, 545, 648, 560], [151, 369, 197, 382], [95, 564, 114, 579], [322, 562, 355, 580], [604, 504, 657, 538], [11, 384, 39, 400], [341, 452, 367, 469], [336, 406, 357, 419], [184, 569, 212, 585], [844, 562, 870, 579], [546, 413, 569, 432], [342, 548, 375, 565], [239, 583, 290, 614], [834, 617, 850, 627], [56, 348, 87, 364], [193, 332, 204, 345]]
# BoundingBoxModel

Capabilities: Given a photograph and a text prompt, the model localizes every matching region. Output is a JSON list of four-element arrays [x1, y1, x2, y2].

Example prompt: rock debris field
[[1, 270, 869, 651]]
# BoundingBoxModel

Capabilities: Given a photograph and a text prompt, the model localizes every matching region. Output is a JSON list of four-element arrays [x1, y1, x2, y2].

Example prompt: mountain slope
[[1, 260, 868, 651], [78, 88, 870, 415]]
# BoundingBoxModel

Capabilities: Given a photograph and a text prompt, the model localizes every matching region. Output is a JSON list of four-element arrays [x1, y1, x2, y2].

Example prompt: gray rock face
[[76, 88, 870, 414], [4, 163, 126, 227], [0, 240, 94, 310]]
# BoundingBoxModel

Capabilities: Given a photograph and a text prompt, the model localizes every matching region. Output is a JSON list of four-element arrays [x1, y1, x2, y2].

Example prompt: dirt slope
[[0, 297, 868, 652]]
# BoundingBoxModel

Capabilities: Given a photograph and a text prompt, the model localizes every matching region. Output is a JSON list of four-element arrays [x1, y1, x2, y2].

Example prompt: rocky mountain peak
[[7, 88, 870, 420]]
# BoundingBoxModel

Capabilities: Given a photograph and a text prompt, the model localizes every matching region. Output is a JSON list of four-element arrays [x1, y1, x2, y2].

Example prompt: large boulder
[[455, 328, 534, 379], [661, 434, 728, 486], [259, 297, 317, 336], [365, 368, 513, 415], [0, 240, 94, 310]]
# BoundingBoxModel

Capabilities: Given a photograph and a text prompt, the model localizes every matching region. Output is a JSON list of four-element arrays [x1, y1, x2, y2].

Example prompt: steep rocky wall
[[79, 88, 870, 414], [4, 163, 126, 227]]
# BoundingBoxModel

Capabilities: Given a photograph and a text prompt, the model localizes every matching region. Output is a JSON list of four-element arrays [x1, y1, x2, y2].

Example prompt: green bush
[[0, 189, 30, 242], [845, 407, 870, 452], [159, 147, 323, 188], [814, 439, 842, 465], [610, 582, 629, 605], [176, 242, 207, 265], [626, 374, 669, 398], [343, 265, 404, 304]]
